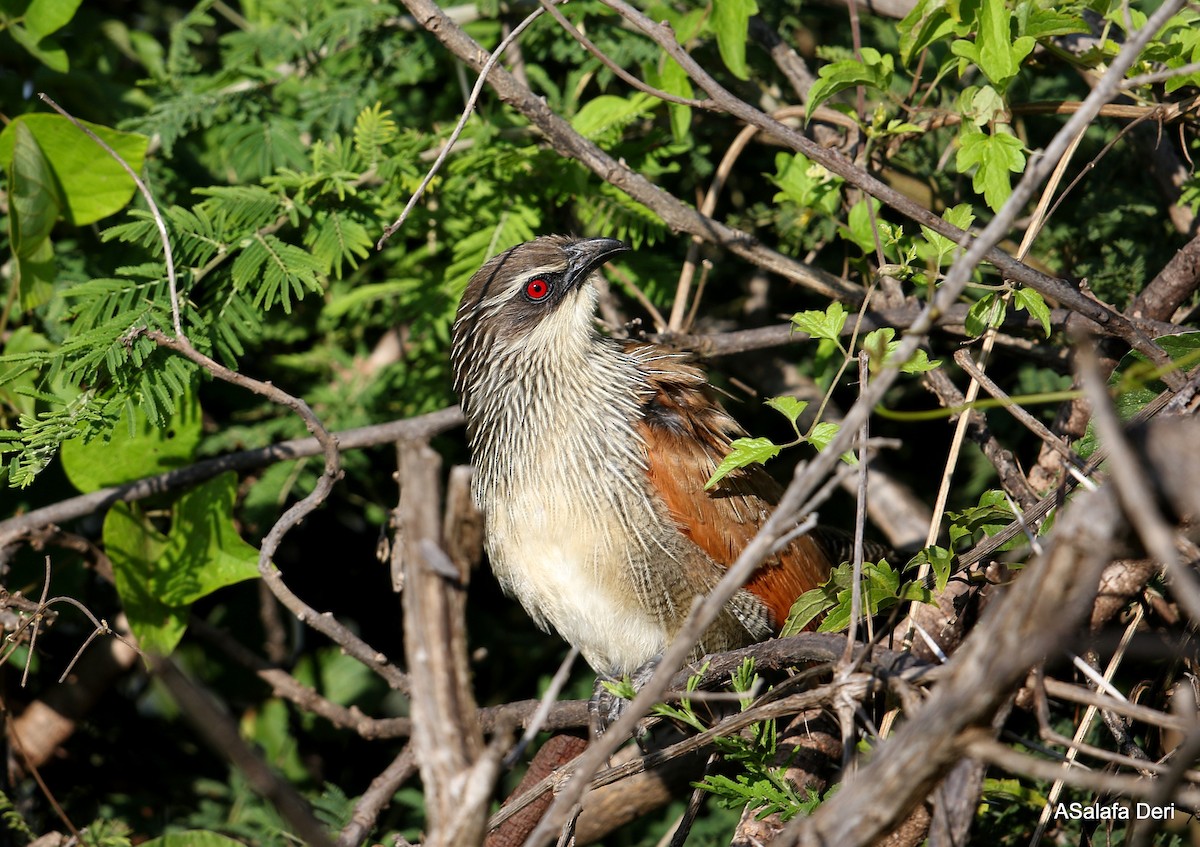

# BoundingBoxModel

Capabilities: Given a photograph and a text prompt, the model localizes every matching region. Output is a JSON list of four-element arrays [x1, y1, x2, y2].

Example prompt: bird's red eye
[[524, 278, 550, 301]]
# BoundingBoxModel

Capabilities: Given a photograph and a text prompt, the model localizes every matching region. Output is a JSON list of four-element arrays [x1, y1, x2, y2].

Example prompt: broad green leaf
[[770, 152, 843, 215], [61, 389, 201, 492], [105, 503, 183, 655], [791, 301, 848, 341], [106, 473, 261, 654], [657, 57, 694, 142], [780, 586, 835, 635], [8, 122, 62, 251], [956, 128, 1026, 212], [1016, 2, 1087, 39], [920, 203, 975, 266], [706, 436, 780, 489], [909, 545, 954, 594], [711, 0, 759, 80], [862, 327, 942, 374], [141, 832, 249, 847], [157, 472, 261, 606], [806, 421, 841, 452], [5, 24, 68, 72], [947, 489, 1017, 550], [1078, 332, 1200, 458], [242, 698, 308, 781], [766, 395, 809, 427], [964, 292, 1007, 336], [808, 48, 894, 117], [844, 197, 883, 254], [23, 0, 85, 41], [7, 122, 62, 309], [1014, 287, 1051, 336], [0, 114, 148, 225], [806, 421, 858, 465], [897, 0, 959, 64], [949, 0, 1034, 89]]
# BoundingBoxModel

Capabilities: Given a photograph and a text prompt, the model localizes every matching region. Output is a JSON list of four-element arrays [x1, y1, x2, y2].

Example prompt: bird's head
[[450, 235, 630, 401]]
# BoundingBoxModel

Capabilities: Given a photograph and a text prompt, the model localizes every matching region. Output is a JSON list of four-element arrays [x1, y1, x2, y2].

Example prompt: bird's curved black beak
[[564, 237, 630, 289]]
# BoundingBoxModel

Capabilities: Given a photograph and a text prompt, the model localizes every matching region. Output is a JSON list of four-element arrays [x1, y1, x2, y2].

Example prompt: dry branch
[[781, 415, 1200, 846]]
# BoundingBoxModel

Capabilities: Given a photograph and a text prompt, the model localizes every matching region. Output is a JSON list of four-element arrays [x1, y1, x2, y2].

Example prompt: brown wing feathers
[[631, 345, 835, 628]]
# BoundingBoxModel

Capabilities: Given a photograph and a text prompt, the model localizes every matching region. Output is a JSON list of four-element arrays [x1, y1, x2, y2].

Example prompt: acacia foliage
[[0, 0, 1198, 844]]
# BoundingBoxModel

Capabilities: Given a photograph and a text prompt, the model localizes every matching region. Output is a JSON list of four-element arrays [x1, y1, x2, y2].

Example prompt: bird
[[451, 235, 843, 680]]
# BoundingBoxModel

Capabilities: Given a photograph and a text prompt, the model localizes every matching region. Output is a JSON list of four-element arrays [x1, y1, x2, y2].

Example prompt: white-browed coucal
[[451, 235, 842, 678]]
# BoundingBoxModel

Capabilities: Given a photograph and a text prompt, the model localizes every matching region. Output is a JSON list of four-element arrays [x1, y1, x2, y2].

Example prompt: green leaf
[[6, 24, 68, 71], [791, 301, 848, 341], [711, 0, 759, 80], [570, 93, 656, 141], [156, 472, 261, 606], [844, 198, 883, 254], [909, 545, 954, 594], [956, 128, 1026, 212], [862, 327, 941, 374], [105, 503, 182, 655], [947, 490, 1017, 551], [765, 395, 809, 427], [656, 57, 694, 142], [140, 831, 249, 847], [897, 0, 958, 64], [920, 203, 975, 267], [706, 436, 781, 489], [780, 586, 835, 635], [808, 48, 894, 117], [806, 421, 859, 465], [107, 473, 261, 654], [770, 152, 843, 215], [1078, 332, 1200, 458], [964, 292, 1007, 337], [0, 114, 149, 225], [8, 121, 63, 310], [61, 389, 201, 492], [1013, 287, 1051, 336], [1017, 2, 1087, 39], [23, 0, 85, 41], [7, 121, 63, 251], [949, 0, 1034, 89]]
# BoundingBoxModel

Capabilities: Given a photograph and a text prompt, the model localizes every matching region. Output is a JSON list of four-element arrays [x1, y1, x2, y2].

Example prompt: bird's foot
[[589, 657, 662, 743]]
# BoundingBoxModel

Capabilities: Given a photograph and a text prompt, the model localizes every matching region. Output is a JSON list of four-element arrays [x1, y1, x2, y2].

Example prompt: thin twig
[[38, 93, 184, 338], [376, 4, 550, 249], [1080, 346, 1200, 623], [537, 0, 714, 109], [504, 646, 580, 768]]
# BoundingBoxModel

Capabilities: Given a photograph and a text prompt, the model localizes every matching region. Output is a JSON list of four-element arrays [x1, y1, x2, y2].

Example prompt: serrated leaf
[[808, 48, 894, 117], [780, 586, 835, 635], [791, 301, 848, 341], [766, 395, 809, 426], [964, 292, 1007, 336], [956, 128, 1026, 212], [897, 0, 959, 64], [1014, 287, 1051, 336], [910, 545, 954, 594], [844, 197, 883, 254], [705, 436, 780, 489]]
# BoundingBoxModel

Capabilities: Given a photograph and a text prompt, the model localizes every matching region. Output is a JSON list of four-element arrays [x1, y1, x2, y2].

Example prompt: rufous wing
[[630, 344, 835, 628]]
